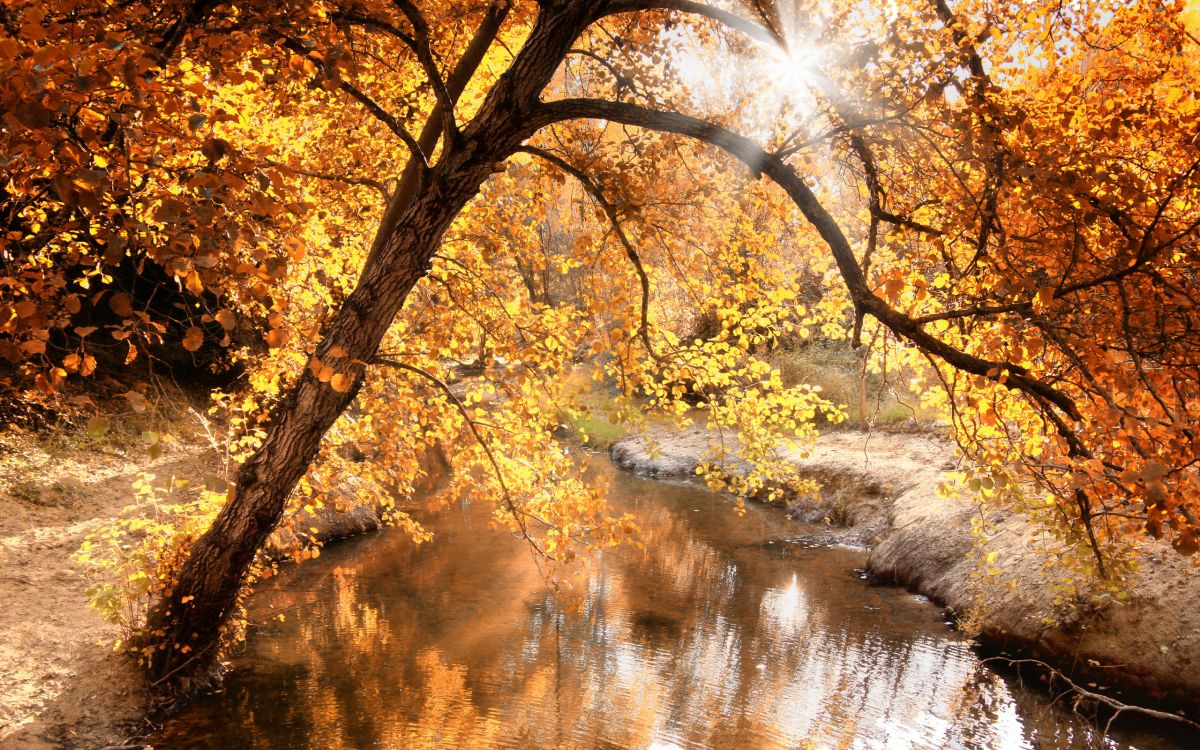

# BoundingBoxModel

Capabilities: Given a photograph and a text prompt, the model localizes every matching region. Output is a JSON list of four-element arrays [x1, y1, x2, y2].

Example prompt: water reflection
[[153, 462, 1190, 749]]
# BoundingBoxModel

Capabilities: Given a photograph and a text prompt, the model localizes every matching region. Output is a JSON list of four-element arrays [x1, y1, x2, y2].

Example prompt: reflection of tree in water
[[155, 464, 1134, 749]]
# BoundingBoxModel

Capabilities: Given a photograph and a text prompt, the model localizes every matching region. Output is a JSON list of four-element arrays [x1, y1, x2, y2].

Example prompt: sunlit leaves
[[23, 0, 1197, 676]]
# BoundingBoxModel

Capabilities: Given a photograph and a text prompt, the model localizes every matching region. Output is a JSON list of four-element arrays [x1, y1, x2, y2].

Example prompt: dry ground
[[0, 426, 216, 749]]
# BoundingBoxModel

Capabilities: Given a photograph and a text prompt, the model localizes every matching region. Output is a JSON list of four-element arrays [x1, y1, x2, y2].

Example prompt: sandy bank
[[0, 433, 416, 749], [0, 436, 211, 750], [611, 425, 1200, 716]]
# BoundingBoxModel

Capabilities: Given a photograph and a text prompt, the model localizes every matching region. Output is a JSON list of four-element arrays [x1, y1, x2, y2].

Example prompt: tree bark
[[143, 0, 608, 695]]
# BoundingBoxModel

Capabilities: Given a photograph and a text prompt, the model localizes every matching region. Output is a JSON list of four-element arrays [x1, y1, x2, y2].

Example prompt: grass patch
[[768, 343, 941, 431], [566, 412, 629, 450]]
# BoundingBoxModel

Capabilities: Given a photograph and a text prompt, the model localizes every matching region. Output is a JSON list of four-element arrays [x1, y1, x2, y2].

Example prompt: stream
[[151, 459, 1194, 749]]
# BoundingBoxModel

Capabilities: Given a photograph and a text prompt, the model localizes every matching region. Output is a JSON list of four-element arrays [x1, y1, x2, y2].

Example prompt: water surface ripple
[[153, 461, 1190, 749]]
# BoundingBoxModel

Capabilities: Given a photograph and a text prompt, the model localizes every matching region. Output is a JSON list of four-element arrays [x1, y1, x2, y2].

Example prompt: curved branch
[[600, 0, 778, 45], [529, 97, 1082, 421], [370, 357, 547, 555], [332, 9, 418, 47], [982, 657, 1200, 736], [279, 37, 429, 168], [391, 0, 460, 142], [261, 159, 389, 202], [361, 0, 511, 275], [338, 80, 431, 170]]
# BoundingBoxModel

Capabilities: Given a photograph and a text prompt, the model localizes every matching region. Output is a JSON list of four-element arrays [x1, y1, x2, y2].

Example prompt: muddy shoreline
[[611, 425, 1200, 719]]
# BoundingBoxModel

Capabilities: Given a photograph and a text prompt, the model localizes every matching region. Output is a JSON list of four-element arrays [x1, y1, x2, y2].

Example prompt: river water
[[152, 460, 1193, 749]]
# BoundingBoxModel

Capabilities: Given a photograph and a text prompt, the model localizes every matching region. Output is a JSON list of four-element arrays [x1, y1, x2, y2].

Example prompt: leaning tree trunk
[[141, 170, 480, 695], [142, 0, 606, 697]]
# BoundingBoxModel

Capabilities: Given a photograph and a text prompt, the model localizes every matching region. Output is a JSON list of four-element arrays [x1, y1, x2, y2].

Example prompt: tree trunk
[[142, 0, 606, 697], [142, 171, 478, 695]]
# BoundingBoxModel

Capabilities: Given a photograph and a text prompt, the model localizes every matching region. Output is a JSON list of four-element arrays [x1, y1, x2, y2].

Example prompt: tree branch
[[370, 357, 547, 555], [361, 1, 512, 275], [529, 97, 1082, 421], [262, 160, 389, 202], [517, 145, 665, 362], [279, 37, 430, 168], [983, 657, 1200, 736], [337, 80, 430, 170], [600, 0, 778, 46], [391, 0, 460, 143]]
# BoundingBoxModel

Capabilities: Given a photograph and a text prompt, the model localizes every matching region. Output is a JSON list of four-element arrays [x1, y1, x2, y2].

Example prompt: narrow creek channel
[[152, 459, 1194, 749]]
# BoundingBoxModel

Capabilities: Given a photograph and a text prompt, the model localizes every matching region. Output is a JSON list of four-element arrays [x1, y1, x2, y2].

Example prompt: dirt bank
[[611, 425, 1200, 716], [0, 428, 408, 749], [0, 431, 213, 749]]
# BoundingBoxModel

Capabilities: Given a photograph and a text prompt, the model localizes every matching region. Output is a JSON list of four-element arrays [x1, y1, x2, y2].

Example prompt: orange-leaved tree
[[2, 0, 1198, 695]]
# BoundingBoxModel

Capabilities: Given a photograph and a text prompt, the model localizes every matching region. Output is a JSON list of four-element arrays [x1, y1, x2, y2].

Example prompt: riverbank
[[0, 426, 414, 749], [5, 418, 1196, 746], [0, 431, 208, 749], [611, 425, 1200, 717]]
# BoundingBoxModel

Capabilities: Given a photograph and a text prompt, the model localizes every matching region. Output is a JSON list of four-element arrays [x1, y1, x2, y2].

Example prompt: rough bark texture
[[143, 0, 609, 695]]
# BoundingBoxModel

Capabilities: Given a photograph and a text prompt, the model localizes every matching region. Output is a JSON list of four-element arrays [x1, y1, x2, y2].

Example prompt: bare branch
[[983, 657, 1200, 736], [362, 1, 512, 275], [371, 357, 547, 556], [601, 0, 777, 45], [262, 160, 389, 202], [391, 0, 460, 142], [337, 80, 430, 170], [278, 37, 429, 168]]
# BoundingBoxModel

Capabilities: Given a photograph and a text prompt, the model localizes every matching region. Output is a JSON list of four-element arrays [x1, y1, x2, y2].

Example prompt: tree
[[3, 0, 1197, 694]]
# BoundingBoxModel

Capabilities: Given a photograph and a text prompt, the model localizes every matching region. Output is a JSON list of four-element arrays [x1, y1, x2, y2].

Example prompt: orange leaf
[[186, 270, 204, 296], [330, 373, 352, 393], [266, 328, 289, 348], [109, 292, 134, 318], [182, 326, 204, 352]]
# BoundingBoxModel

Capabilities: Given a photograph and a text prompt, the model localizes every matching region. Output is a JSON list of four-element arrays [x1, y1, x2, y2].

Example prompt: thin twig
[[517, 145, 667, 362], [982, 656, 1200, 736], [370, 357, 547, 556]]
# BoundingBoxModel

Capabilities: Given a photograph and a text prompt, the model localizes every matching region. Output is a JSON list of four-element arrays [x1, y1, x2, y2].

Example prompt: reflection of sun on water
[[761, 573, 808, 635], [152, 465, 1154, 750]]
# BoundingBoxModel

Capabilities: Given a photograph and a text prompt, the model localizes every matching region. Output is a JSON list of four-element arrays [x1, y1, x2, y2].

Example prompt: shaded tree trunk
[[143, 0, 607, 696]]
